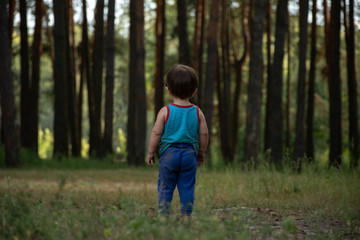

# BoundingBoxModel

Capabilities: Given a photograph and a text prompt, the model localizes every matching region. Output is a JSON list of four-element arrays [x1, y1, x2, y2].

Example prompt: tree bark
[[293, 0, 309, 172], [203, 0, 220, 164], [67, 0, 80, 156], [154, 0, 165, 117], [232, 3, 250, 161], [90, 0, 105, 158], [306, 0, 317, 162], [30, 0, 44, 155], [328, 0, 342, 167], [177, 0, 190, 65], [343, 0, 359, 168], [218, 0, 232, 163], [243, 0, 267, 167], [8, 0, 15, 48], [192, 0, 206, 106], [53, 0, 69, 156], [127, 0, 147, 166], [266, 0, 288, 167], [20, 0, 32, 150], [0, 0, 21, 167], [264, 0, 272, 152], [103, 0, 116, 155], [285, 14, 291, 151]]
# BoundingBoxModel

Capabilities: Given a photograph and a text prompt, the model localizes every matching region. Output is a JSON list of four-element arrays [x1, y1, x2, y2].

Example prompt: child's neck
[[172, 97, 191, 106]]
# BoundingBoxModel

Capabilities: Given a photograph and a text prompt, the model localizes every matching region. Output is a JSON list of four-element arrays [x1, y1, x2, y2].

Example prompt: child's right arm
[[146, 107, 167, 167]]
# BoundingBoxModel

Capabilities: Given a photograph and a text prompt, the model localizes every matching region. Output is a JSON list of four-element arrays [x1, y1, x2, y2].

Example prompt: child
[[146, 64, 209, 218]]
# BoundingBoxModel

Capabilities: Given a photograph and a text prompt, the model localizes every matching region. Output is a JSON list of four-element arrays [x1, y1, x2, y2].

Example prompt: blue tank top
[[159, 104, 200, 156]]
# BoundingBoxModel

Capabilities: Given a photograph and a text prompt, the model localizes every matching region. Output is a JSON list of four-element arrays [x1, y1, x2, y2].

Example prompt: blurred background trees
[[0, 0, 359, 171]]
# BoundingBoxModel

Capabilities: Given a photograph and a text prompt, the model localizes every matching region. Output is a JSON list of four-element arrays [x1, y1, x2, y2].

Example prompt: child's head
[[166, 64, 199, 99]]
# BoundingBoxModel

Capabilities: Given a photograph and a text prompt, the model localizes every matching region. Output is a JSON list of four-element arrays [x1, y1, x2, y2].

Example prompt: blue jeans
[[158, 143, 198, 215]]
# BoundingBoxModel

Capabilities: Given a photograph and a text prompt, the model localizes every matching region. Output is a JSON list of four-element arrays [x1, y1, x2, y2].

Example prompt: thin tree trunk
[[294, 0, 309, 172], [30, 0, 44, 155], [231, 3, 250, 161], [91, 0, 105, 158], [154, 0, 165, 117], [343, 0, 359, 168], [192, 0, 206, 106], [0, 0, 21, 167], [44, 4, 55, 70], [53, 0, 69, 156], [286, 15, 291, 151], [104, 0, 116, 155], [20, 0, 32, 150], [306, 0, 317, 162], [219, 0, 232, 163], [177, 0, 190, 65], [127, 0, 146, 166], [328, 0, 342, 167], [82, 0, 91, 158], [264, 0, 272, 152], [8, 0, 15, 48], [203, 0, 220, 164], [67, 0, 80, 156], [266, 0, 288, 167], [243, 0, 267, 167]]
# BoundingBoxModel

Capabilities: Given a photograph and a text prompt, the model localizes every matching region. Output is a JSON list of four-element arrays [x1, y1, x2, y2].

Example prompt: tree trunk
[[328, 0, 342, 168], [8, 0, 15, 48], [192, 0, 206, 106], [266, 0, 288, 167], [127, 0, 147, 166], [154, 0, 165, 117], [218, 0, 232, 163], [81, 0, 91, 157], [343, 0, 359, 168], [20, 0, 32, 150], [103, 0, 115, 155], [203, 0, 220, 164], [44, 4, 55, 71], [90, 0, 105, 158], [306, 0, 317, 162], [243, 0, 267, 167], [285, 15, 291, 151], [177, 0, 190, 65], [53, 0, 69, 156], [264, 0, 272, 152], [231, 3, 250, 161], [30, 0, 44, 155], [0, 0, 21, 167], [67, 0, 80, 156], [293, 0, 309, 172]]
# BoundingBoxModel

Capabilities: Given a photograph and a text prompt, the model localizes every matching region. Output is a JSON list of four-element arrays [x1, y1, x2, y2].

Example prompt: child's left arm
[[146, 107, 167, 167]]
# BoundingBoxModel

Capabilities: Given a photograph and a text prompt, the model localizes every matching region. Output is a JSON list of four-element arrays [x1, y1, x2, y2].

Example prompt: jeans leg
[[177, 147, 197, 215], [158, 148, 179, 215]]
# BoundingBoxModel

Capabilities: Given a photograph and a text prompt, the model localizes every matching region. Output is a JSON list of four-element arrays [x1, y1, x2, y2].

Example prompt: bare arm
[[146, 107, 167, 167], [197, 108, 209, 166]]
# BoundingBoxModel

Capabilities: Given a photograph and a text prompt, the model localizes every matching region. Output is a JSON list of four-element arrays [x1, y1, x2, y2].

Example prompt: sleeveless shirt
[[159, 104, 200, 156]]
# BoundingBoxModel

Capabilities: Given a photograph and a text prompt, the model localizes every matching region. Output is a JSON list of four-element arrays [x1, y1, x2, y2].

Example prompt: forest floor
[[0, 168, 359, 239]]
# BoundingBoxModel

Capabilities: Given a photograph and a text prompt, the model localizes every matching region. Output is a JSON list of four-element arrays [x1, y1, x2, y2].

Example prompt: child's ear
[[191, 88, 198, 98]]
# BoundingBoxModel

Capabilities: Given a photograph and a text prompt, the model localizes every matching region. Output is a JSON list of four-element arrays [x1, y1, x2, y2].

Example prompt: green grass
[[1, 165, 359, 239]]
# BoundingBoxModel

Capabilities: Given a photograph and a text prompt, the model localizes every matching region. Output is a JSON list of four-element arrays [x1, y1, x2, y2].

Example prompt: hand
[[146, 153, 155, 167], [197, 151, 205, 167]]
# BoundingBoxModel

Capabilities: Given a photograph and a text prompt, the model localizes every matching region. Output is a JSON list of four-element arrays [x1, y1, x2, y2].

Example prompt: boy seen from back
[[146, 64, 209, 218]]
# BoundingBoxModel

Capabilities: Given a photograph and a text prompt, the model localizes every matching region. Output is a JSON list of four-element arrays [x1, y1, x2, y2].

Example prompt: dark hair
[[165, 64, 199, 99]]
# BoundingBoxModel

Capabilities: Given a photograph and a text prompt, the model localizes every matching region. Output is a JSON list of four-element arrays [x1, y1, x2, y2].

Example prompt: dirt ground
[[214, 207, 360, 239]]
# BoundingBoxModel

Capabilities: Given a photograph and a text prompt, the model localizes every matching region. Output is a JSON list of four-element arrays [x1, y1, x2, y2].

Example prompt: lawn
[[1, 166, 359, 239]]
